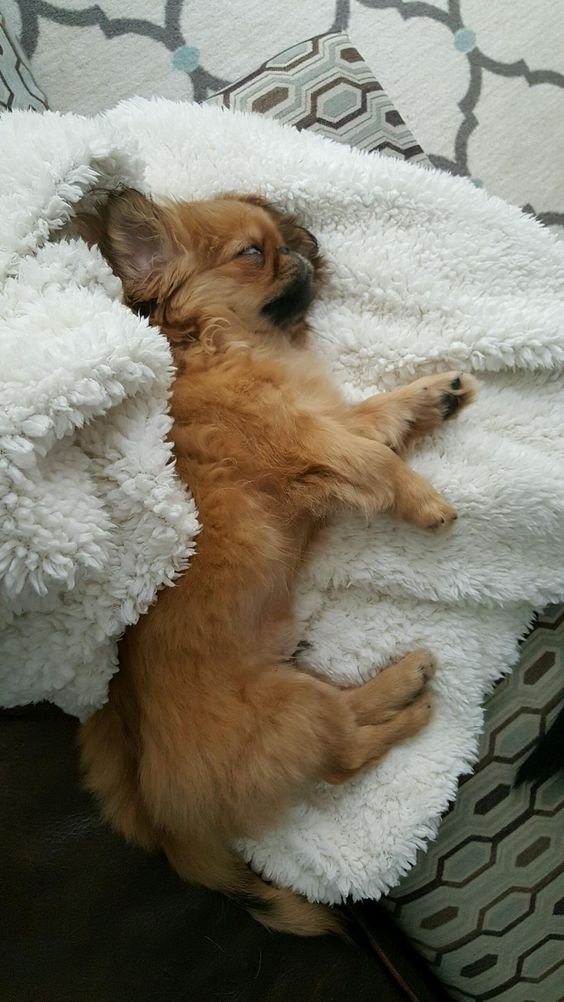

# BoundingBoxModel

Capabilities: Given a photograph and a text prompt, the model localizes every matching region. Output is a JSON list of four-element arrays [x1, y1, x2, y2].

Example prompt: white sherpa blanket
[[1, 101, 563, 905], [0, 111, 199, 716]]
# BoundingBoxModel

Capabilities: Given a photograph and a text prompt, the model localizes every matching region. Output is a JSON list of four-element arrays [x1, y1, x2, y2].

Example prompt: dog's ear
[[99, 189, 180, 302]]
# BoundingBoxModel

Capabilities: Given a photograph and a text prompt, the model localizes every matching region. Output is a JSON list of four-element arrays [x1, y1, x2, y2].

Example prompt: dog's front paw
[[417, 494, 458, 532], [413, 372, 478, 429], [436, 372, 479, 419]]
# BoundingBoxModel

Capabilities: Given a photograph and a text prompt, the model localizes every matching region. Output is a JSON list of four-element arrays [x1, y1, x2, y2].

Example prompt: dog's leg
[[344, 372, 478, 454], [291, 428, 457, 531], [324, 649, 436, 783], [227, 653, 435, 799]]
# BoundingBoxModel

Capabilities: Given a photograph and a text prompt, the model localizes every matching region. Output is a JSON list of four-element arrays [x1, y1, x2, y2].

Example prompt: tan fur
[[79, 190, 477, 936]]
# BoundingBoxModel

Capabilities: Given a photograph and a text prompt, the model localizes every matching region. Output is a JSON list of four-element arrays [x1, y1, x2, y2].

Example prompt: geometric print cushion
[[0, 15, 47, 112], [207, 32, 428, 164], [382, 605, 564, 1002]]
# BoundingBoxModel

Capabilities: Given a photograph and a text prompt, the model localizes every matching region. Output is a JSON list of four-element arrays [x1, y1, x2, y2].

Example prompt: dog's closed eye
[[236, 244, 263, 257]]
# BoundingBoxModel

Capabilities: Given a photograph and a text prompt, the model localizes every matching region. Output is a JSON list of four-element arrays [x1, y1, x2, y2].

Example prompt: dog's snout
[[295, 252, 314, 278]]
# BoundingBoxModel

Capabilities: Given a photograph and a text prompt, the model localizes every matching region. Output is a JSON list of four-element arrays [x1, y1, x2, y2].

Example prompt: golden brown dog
[[80, 190, 477, 936]]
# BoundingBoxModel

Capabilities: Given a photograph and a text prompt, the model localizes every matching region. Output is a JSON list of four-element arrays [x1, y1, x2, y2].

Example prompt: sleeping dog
[[80, 190, 477, 936]]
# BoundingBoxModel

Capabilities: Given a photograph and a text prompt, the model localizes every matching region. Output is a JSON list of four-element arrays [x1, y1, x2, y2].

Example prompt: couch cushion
[[0, 15, 47, 112], [0, 703, 424, 1002], [382, 605, 564, 1002], [207, 31, 428, 163]]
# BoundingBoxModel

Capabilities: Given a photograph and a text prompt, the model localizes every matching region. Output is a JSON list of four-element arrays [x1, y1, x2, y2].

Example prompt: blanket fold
[[0, 108, 199, 716]]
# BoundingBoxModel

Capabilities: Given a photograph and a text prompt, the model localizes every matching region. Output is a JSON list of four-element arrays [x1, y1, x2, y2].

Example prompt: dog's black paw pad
[[289, 640, 311, 662], [440, 393, 459, 418]]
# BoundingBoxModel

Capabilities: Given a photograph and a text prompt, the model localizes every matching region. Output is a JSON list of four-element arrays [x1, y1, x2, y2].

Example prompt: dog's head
[[96, 189, 320, 343]]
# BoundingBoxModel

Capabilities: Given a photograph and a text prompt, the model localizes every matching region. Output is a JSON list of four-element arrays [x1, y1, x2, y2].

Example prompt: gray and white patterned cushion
[[381, 607, 564, 1001], [207, 32, 427, 163], [7, 2, 563, 237], [0, 15, 47, 112]]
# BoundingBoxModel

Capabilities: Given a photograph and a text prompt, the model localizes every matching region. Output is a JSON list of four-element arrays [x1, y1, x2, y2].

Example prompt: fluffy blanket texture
[[1, 100, 563, 903], [0, 111, 199, 716]]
